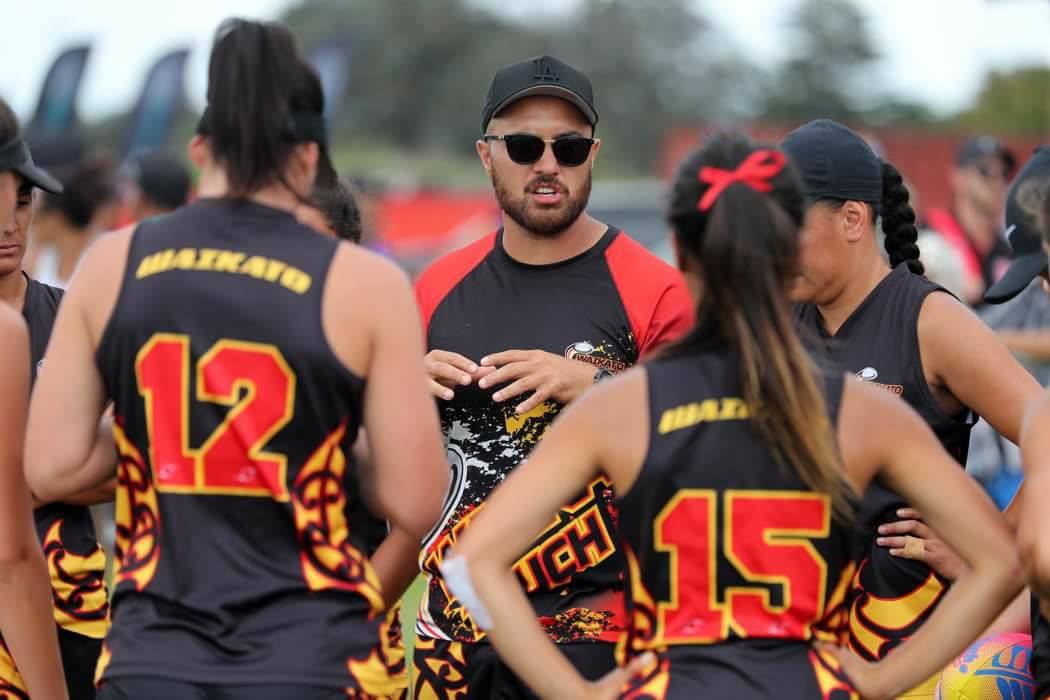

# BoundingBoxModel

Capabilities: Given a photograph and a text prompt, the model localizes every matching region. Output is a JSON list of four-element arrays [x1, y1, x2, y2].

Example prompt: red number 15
[[135, 334, 295, 501], [655, 490, 830, 643]]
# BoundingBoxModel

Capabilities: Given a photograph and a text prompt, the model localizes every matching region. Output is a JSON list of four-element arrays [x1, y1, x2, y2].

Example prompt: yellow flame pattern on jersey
[[113, 422, 162, 592], [292, 422, 384, 614], [42, 520, 108, 638]]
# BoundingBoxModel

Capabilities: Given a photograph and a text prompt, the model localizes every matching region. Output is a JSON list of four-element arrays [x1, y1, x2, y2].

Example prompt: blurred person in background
[[915, 229, 968, 300], [27, 144, 118, 289], [119, 148, 191, 220], [925, 137, 1016, 305], [967, 147, 1050, 510], [994, 145, 1050, 700]]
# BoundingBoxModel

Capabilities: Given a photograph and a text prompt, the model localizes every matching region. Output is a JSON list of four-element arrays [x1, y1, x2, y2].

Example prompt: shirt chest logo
[[564, 341, 628, 372], [856, 366, 903, 396]]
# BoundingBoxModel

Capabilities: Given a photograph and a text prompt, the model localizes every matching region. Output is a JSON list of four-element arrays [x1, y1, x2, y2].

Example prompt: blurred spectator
[[119, 149, 191, 220], [925, 136, 1016, 305], [966, 145, 1050, 507], [967, 282, 1050, 507], [347, 173, 391, 253], [26, 140, 118, 288], [916, 228, 967, 299]]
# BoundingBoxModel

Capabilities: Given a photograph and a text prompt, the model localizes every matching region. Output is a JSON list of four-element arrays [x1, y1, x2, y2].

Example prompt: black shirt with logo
[[414, 226, 692, 645], [795, 265, 974, 524], [794, 264, 974, 661]]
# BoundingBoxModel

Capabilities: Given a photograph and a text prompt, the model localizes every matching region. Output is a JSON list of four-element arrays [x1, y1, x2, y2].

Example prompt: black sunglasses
[[482, 134, 597, 167]]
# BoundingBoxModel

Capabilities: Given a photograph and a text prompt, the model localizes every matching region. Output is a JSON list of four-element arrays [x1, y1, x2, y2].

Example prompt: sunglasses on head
[[482, 133, 597, 167]]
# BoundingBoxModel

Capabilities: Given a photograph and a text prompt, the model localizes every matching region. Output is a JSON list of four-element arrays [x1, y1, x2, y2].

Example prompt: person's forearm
[[370, 527, 422, 608], [999, 331, 1050, 362], [872, 562, 1021, 697], [0, 549, 68, 699], [27, 414, 115, 504], [468, 562, 589, 700], [981, 587, 1031, 636]]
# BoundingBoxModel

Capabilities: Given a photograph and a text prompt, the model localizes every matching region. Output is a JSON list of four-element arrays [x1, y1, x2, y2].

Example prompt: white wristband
[[440, 554, 494, 631]]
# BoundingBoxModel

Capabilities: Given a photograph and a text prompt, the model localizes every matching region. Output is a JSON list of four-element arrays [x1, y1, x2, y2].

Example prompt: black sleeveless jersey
[[22, 275, 109, 640], [794, 265, 974, 663], [794, 265, 974, 526], [93, 199, 400, 694], [616, 352, 857, 698], [415, 227, 692, 645]]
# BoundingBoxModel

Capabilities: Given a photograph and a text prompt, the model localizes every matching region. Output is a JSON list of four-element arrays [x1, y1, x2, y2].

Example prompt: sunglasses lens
[[503, 135, 546, 164], [552, 137, 592, 166]]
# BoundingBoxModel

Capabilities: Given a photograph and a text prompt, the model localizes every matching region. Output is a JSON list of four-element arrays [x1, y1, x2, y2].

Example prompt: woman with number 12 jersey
[[23, 18, 447, 700], [444, 135, 1021, 699]]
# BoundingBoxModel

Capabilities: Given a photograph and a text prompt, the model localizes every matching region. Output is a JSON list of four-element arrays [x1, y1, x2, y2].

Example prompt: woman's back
[[94, 198, 388, 687], [617, 350, 856, 697]]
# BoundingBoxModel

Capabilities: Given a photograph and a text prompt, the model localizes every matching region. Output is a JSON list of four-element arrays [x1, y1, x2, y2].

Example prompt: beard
[[491, 169, 591, 238]]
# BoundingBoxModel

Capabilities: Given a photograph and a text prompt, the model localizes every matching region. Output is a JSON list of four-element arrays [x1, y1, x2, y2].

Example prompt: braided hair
[[880, 161, 924, 275]]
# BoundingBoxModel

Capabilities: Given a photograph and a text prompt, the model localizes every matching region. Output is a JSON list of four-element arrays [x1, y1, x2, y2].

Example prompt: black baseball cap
[[481, 55, 598, 133], [957, 136, 1016, 177], [0, 136, 63, 194], [781, 119, 882, 204], [984, 146, 1050, 304]]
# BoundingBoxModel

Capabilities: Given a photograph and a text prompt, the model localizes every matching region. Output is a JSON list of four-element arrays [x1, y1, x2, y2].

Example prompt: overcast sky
[[1, 0, 1047, 121]]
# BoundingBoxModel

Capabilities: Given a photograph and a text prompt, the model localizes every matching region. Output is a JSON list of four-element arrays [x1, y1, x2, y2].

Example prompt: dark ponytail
[[880, 161, 924, 275], [204, 18, 324, 197], [666, 134, 852, 521]]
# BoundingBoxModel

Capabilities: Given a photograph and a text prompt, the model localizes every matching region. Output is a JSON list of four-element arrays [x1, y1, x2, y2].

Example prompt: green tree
[[281, 0, 763, 174], [956, 67, 1050, 135], [759, 0, 878, 122]]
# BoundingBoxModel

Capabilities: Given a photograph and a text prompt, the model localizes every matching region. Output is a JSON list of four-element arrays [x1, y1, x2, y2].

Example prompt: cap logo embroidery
[[532, 58, 560, 83]]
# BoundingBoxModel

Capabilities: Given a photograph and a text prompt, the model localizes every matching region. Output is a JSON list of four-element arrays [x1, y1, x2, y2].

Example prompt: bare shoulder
[[66, 225, 136, 339], [918, 289, 982, 337], [328, 242, 412, 302]]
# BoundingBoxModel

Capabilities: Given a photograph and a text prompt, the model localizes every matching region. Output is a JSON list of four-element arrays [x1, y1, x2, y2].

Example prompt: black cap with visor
[[0, 137, 64, 194], [984, 146, 1050, 304]]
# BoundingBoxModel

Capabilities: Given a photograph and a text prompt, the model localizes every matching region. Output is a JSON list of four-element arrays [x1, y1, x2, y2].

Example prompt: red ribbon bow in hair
[[696, 149, 787, 212]]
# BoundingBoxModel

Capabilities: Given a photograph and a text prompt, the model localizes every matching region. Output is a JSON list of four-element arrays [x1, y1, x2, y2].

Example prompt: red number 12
[[135, 334, 295, 501]]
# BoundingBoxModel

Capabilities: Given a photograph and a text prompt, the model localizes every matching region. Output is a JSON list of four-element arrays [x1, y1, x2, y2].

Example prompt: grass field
[[400, 576, 426, 667]]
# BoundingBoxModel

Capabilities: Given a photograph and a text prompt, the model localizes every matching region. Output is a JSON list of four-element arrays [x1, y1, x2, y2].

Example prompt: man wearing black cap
[[412, 55, 691, 698], [925, 136, 1017, 305]]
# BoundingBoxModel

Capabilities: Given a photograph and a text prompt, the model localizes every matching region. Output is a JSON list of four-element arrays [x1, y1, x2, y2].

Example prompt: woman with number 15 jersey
[[23, 18, 447, 700], [443, 135, 1021, 699]]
